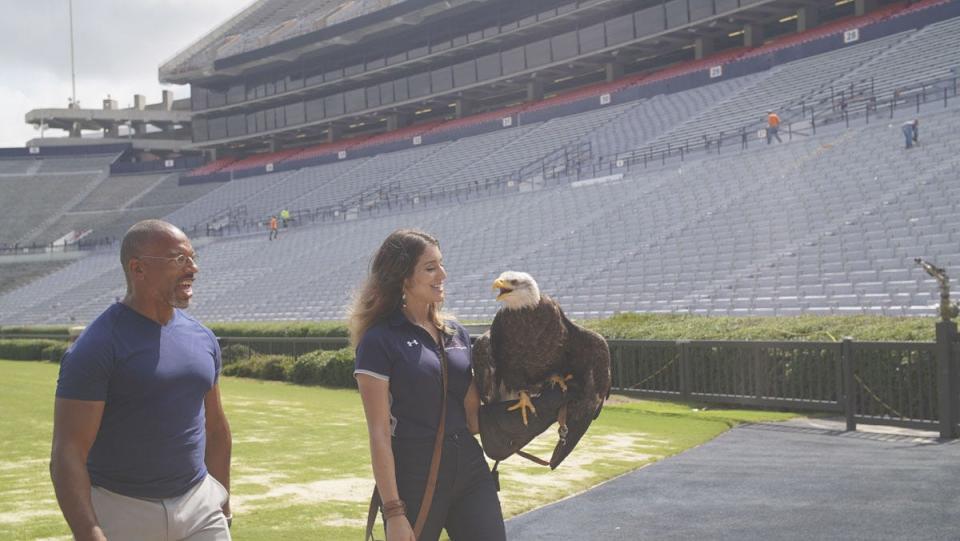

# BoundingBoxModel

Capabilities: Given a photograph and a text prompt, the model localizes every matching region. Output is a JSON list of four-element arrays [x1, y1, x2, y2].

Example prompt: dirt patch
[[232, 435, 275, 444], [605, 394, 649, 405], [497, 431, 658, 512], [323, 517, 369, 528], [233, 471, 287, 487], [230, 476, 371, 510]]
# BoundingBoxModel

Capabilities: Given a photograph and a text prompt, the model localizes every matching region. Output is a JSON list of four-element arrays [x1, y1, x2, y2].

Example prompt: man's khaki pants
[[91, 474, 231, 541]]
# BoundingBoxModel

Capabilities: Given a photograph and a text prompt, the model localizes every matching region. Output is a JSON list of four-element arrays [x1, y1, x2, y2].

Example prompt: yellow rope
[[853, 372, 905, 419], [630, 355, 679, 389]]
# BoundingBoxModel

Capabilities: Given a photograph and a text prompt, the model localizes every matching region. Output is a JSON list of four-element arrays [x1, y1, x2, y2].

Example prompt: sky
[[0, 0, 244, 147]]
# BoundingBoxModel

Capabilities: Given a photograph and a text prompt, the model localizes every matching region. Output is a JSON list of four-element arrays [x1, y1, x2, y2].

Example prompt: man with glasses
[[51, 219, 232, 541]]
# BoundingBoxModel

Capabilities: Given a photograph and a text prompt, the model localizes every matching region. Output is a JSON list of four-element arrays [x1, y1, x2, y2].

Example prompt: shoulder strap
[[364, 337, 449, 541], [413, 341, 448, 538]]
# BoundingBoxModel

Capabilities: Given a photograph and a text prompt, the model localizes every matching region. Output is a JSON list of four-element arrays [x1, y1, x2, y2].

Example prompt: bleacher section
[[0, 159, 38, 175], [72, 173, 176, 212], [167, 93, 755, 232], [645, 31, 914, 148], [2, 98, 958, 325], [826, 16, 960, 99], [0, 260, 73, 296], [128, 174, 225, 208], [3, 9, 960, 324], [0, 154, 117, 246], [0, 160, 224, 249], [589, 75, 764, 156]]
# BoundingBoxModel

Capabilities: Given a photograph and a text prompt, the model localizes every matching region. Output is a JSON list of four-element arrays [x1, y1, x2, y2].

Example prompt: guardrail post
[[753, 343, 764, 400], [842, 337, 856, 432], [678, 340, 691, 401], [935, 321, 959, 439], [612, 343, 623, 388]]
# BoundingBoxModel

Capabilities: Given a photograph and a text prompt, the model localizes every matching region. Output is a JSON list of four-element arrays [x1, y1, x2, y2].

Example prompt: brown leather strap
[[413, 342, 448, 538], [515, 450, 551, 466], [365, 486, 381, 541]]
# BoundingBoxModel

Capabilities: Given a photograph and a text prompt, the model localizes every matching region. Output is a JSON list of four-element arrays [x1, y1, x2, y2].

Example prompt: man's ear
[[128, 258, 145, 280]]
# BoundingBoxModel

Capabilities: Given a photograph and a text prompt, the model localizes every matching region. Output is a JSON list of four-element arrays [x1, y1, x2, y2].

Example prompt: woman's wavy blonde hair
[[349, 229, 450, 348]]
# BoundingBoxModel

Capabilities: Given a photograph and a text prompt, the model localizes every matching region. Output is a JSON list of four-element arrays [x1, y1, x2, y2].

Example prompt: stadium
[[3, 0, 960, 539], [3, 0, 960, 323]]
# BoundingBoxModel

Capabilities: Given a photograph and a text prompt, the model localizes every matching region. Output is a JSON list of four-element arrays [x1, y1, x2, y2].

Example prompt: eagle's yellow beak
[[493, 278, 512, 301]]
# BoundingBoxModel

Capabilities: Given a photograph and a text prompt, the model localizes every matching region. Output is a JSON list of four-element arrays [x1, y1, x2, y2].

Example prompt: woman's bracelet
[[382, 499, 406, 520]]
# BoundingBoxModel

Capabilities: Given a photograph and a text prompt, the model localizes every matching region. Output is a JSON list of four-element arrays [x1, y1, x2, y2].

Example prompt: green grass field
[[0, 360, 796, 540]]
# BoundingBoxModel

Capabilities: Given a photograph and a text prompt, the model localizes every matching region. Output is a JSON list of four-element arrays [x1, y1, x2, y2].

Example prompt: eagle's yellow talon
[[550, 374, 574, 393], [507, 391, 537, 425]]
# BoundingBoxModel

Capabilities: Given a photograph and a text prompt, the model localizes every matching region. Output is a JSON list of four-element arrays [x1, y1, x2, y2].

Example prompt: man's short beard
[[168, 293, 190, 309]]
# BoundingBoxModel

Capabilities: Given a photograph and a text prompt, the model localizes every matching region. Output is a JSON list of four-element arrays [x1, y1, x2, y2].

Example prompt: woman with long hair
[[351, 229, 505, 541]]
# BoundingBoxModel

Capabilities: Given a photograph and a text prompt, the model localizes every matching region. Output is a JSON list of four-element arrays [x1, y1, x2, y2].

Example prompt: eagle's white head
[[492, 271, 541, 310]]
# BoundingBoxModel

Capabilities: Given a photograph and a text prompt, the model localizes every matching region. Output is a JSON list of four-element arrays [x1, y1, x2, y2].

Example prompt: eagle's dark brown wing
[[550, 308, 611, 469], [472, 331, 498, 404]]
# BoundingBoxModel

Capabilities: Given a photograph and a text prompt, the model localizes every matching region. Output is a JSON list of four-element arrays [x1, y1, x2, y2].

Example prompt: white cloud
[[0, 0, 243, 147]]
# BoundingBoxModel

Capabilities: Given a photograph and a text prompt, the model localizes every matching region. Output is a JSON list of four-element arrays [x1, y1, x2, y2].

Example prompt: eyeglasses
[[138, 253, 199, 267]]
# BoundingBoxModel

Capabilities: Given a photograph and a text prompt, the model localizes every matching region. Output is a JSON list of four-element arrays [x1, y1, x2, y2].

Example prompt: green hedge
[[584, 313, 937, 342], [0, 326, 72, 339], [206, 321, 348, 338], [209, 314, 938, 342], [222, 354, 294, 381], [5, 314, 942, 344], [0, 339, 70, 361], [41, 342, 70, 363], [223, 348, 357, 389], [221, 344, 254, 366]]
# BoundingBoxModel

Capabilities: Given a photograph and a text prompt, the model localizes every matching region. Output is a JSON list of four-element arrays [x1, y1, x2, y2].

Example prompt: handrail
[[605, 71, 959, 173]]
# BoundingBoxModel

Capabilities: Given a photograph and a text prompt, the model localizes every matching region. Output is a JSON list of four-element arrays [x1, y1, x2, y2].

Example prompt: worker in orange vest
[[766, 110, 783, 144], [269, 216, 279, 241]]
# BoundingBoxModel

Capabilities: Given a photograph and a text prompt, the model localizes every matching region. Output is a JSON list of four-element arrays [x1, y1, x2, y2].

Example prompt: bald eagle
[[473, 271, 611, 469]]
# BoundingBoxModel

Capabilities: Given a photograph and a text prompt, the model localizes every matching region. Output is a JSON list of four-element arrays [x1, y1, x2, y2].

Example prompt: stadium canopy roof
[[161, 0, 819, 85], [162, 0, 877, 152], [160, 0, 459, 84]]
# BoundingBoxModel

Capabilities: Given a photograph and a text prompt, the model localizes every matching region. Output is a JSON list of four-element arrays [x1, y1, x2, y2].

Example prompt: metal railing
[[182, 140, 594, 238], [613, 333, 957, 438], [211, 326, 958, 439], [589, 73, 960, 179]]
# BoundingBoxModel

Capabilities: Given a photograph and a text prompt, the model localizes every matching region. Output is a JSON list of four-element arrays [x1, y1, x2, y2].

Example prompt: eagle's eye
[[510, 279, 518, 285]]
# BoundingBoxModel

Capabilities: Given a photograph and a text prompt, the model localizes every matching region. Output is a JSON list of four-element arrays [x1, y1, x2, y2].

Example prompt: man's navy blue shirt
[[354, 309, 472, 440], [56, 303, 221, 499]]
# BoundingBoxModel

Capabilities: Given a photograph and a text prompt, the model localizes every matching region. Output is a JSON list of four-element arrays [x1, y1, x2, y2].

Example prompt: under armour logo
[[406, 339, 419, 347]]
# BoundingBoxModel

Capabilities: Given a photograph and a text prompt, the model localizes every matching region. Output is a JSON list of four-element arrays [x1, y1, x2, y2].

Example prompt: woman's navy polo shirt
[[354, 310, 472, 440]]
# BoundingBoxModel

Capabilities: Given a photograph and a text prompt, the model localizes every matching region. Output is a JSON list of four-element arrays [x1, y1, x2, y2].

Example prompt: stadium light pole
[[68, 0, 77, 108]]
